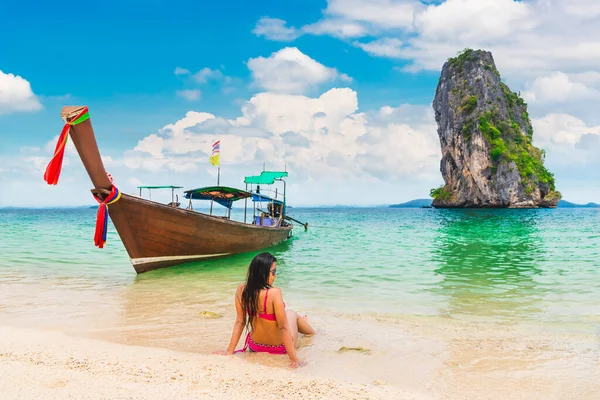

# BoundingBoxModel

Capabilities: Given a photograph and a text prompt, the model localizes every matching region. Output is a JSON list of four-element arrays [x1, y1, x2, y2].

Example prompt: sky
[[1, 0, 600, 207]]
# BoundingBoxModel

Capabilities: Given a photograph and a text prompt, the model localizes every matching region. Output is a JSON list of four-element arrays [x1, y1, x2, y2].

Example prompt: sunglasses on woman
[[270, 268, 277, 276]]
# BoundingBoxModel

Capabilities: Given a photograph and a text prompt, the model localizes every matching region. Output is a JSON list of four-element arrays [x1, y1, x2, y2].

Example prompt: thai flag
[[212, 140, 220, 155]]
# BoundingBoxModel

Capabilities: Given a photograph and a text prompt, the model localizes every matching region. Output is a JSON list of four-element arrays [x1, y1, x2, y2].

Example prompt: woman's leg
[[296, 314, 316, 335], [285, 310, 299, 347]]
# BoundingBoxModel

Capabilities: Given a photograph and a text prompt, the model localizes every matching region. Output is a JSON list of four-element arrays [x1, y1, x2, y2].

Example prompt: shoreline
[[2, 312, 598, 399], [0, 325, 422, 400]]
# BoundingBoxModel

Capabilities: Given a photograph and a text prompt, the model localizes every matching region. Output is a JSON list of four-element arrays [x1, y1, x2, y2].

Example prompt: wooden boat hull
[[109, 193, 292, 273], [57, 106, 293, 274]]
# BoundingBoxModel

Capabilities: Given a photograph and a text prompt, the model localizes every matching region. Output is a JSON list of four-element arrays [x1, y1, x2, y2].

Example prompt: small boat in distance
[[43, 106, 302, 274]]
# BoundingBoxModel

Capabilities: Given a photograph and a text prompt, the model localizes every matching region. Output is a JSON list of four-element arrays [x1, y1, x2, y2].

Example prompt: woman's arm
[[271, 288, 300, 364], [225, 284, 246, 354]]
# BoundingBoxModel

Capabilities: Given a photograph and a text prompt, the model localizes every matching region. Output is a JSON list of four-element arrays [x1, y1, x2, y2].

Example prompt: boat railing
[[137, 186, 183, 207]]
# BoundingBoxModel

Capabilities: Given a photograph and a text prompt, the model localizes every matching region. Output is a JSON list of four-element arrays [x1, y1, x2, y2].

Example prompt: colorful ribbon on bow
[[93, 185, 121, 248], [43, 107, 90, 185]]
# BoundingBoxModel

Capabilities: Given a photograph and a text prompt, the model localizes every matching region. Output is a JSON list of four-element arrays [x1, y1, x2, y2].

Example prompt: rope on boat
[[43, 107, 90, 185], [92, 184, 121, 248]]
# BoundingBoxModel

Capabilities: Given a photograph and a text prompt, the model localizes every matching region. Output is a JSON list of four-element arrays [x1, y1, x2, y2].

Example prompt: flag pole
[[217, 166, 220, 186]]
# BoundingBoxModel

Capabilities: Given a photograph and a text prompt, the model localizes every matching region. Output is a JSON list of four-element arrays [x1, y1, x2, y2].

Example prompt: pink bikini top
[[252, 288, 276, 321]]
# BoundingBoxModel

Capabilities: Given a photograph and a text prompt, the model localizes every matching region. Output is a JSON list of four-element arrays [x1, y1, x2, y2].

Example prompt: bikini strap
[[263, 288, 269, 314], [234, 332, 250, 353]]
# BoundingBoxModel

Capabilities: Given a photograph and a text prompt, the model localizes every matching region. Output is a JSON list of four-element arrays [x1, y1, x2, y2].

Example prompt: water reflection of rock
[[430, 209, 545, 322]]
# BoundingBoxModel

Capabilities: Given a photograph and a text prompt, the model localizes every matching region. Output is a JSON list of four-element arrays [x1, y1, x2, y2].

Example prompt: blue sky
[[1, 0, 600, 206]]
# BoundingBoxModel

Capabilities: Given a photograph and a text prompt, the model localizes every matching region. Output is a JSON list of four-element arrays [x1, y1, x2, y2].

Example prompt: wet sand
[[2, 278, 599, 399], [2, 310, 598, 399], [0, 326, 422, 400]]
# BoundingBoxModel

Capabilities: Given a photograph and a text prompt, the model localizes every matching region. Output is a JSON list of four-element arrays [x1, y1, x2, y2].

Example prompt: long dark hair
[[241, 252, 276, 330]]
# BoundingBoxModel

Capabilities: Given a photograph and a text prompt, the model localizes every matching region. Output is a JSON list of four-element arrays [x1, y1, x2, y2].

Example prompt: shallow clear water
[[1, 207, 599, 394], [1, 207, 599, 327]]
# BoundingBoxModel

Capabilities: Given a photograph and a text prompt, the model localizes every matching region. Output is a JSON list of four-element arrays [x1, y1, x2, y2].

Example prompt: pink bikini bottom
[[235, 332, 287, 354]]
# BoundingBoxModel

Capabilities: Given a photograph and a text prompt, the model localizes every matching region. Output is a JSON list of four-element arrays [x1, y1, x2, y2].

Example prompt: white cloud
[[174, 67, 190, 75], [252, 1, 418, 42], [124, 88, 440, 187], [395, 0, 600, 76], [247, 47, 351, 94], [115, 103, 600, 205], [173, 67, 225, 101], [0, 70, 42, 115], [127, 177, 143, 189], [339, 73, 353, 83], [569, 71, 600, 86], [257, 1, 600, 84], [354, 38, 404, 58], [323, 0, 422, 30], [563, 0, 600, 19], [4, 96, 600, 206], [415, 0, 533, 42], [253, 17, 301, 41], [193, 67, 224, 83], [522, 72, 600, 104], [532, 114, 600, 166], [303, 19, 367, 39], [176, 89, 202, 101], [133, 134, 164, 158]]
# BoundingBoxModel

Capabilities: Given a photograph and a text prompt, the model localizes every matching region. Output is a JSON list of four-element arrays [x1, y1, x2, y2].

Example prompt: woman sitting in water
[[221, 252, 315, 367]]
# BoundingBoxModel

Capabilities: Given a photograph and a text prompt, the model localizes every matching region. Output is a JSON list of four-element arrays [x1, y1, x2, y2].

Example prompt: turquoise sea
[[1, 206, 599, 395]]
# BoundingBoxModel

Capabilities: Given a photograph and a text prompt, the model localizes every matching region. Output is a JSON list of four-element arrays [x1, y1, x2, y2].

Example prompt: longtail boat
[[43, 106, 301, 273]]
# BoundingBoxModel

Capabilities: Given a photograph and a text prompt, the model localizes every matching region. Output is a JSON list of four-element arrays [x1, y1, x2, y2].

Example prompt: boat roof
[[138, 185, 183, 189], [184, 186, 252, 209], [244, 171, 288, 185], [251, 192, 284, 205]]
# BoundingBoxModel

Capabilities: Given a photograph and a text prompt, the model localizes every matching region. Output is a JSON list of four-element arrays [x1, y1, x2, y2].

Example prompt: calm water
[[1, 207, 599, 328], [2, 206, 599, 394]]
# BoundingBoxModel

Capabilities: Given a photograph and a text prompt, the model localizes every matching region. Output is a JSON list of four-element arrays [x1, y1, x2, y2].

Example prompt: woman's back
[[246, 287, 284, 346]]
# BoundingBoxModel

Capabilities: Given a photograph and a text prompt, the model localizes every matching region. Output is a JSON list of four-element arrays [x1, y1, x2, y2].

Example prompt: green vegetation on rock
[[462, 119, 475, 142], [449, 48, 500, 77], [448, 48, 475, 70], [477, 110, 555, 192], [545, 191, 562, 202], [460, 95, 478, 114], [429, 185, 453, 201]]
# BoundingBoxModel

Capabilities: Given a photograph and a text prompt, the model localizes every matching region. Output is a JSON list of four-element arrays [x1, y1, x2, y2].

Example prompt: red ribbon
[[92, 185, 121, 249], [43, 107, 89, 185]]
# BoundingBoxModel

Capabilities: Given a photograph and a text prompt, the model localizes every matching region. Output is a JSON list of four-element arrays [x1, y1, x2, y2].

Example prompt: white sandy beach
[[0, 326, 424, 400], [2, 319, 599, 400]]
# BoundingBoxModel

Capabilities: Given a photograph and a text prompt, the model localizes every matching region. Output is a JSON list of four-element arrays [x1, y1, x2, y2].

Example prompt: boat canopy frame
[[137, 185, 183, 204]]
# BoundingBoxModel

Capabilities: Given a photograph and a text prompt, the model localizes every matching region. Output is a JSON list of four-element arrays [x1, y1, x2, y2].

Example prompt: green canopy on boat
[[183, 186, 252, 209], [244, 171, 288, 185], [137, 185, 183, 189]]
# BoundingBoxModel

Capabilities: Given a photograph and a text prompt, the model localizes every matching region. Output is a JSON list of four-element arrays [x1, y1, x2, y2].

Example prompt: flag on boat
[[210, 140, 220, 166]]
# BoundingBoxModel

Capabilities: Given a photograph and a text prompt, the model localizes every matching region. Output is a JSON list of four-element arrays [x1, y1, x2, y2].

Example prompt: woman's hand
[[289, 358, 305, 369]]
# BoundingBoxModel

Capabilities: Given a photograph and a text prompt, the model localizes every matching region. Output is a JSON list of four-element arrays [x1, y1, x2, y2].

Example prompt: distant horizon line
[[1, 198, 598, 210]]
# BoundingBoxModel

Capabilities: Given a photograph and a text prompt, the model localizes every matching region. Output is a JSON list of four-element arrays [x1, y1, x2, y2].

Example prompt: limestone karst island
[[430, 49, 561, 208]]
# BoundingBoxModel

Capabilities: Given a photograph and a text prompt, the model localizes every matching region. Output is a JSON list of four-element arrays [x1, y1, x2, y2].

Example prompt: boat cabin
[[244, 171, 288, 227], [136, 171, 292, 228]]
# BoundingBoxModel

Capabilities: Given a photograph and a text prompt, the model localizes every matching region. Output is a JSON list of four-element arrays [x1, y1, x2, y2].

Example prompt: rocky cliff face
[[431, 49, 561, 208]]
